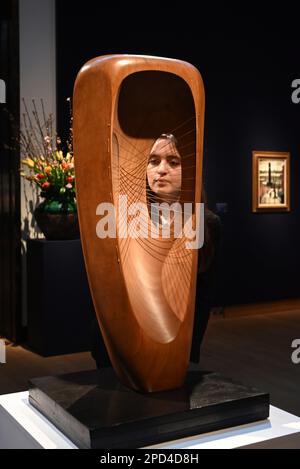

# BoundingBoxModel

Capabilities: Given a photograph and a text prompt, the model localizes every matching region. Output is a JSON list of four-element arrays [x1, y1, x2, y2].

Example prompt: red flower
[[66, 176, 74, 184], [42, 182, 50, 189], [36, 173, 45, 180]]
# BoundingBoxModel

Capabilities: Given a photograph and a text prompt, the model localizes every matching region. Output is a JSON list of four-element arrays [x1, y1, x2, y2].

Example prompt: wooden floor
[[0, 344, 95, 396], [200, 310, 300, 417], [1, 310, 300, 417]]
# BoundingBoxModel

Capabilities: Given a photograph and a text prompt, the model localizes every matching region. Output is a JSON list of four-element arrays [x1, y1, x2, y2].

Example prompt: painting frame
[[252, 151, 290, 212]]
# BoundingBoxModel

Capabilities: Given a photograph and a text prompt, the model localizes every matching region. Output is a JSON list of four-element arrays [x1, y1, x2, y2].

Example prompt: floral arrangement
[[20, 98, 76, 213]]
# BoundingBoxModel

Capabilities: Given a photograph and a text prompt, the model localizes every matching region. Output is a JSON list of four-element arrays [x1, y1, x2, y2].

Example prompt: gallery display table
[[26, 239, 94, 356]]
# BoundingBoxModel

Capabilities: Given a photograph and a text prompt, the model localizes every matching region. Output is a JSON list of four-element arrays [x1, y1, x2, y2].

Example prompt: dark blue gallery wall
[[203, 65, 300, 305], [56, 3, 300, 306]]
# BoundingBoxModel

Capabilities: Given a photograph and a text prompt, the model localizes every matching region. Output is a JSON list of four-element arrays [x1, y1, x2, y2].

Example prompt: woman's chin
[[156, 190, 171, 198], [154, 191, 179, 203]]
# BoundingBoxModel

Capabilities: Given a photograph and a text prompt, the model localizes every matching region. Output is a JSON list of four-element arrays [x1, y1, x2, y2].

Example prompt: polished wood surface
[[73, 55, 205, 392]]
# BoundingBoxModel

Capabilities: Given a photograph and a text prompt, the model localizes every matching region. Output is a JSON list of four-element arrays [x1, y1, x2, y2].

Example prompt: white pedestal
[[0, 391, 76, 449]]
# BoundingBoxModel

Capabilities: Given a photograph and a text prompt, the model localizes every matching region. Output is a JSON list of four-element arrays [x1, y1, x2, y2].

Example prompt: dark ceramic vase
[[34, 200, 80, 240]]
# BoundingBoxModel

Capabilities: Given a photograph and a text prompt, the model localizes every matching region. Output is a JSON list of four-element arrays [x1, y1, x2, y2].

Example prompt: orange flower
[[62, 162, 74, 171]]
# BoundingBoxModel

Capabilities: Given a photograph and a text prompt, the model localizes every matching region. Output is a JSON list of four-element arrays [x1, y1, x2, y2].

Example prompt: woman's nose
[[157, 160, 168, 174]]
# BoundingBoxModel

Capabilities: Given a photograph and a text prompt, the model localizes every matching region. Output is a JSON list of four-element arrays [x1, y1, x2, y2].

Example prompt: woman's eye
[[148, 158, 159, 165], [170, 159, 180, 167]]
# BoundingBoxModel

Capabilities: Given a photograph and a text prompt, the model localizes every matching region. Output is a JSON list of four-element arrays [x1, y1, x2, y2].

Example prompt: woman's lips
[[155, 179, 169, 184]]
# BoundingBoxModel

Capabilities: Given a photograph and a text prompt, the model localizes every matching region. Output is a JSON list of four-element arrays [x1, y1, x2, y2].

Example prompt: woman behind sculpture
[[147, 133, 221, 362]]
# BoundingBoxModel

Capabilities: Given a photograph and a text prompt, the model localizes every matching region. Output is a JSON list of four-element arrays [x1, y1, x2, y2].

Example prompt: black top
[[190, 210, 222, 363]]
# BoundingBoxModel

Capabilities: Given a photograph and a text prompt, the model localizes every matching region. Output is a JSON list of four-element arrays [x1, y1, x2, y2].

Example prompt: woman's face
[[147, 138, 182, 203]]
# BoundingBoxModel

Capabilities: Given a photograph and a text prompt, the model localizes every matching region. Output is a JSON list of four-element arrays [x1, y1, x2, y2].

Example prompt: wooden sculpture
[[73, 55, 205, 392]]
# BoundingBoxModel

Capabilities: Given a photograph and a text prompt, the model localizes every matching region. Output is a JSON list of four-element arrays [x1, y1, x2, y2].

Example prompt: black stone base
[[28, 368, 269, 449]]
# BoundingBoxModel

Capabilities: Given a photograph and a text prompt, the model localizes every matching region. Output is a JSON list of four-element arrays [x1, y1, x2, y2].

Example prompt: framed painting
[[252, 151, 290, 212]]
